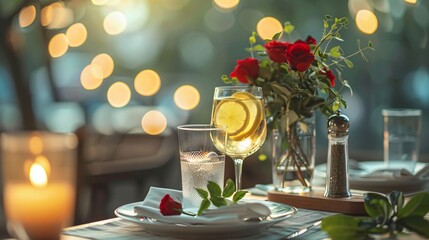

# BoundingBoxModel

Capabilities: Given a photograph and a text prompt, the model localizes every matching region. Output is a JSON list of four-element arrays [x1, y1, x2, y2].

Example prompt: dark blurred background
[[0, 0, 428, 234]]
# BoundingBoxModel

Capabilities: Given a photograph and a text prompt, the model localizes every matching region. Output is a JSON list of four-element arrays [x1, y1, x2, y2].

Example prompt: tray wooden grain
[[267, 187, 367, 215]]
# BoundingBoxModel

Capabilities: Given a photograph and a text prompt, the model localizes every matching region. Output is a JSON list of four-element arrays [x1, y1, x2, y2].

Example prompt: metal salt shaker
[[324, 110, 352, 198]]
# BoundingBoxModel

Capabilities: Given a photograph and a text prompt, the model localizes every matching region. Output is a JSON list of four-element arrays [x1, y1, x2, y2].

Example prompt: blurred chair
[[74, 127, 180, 223]]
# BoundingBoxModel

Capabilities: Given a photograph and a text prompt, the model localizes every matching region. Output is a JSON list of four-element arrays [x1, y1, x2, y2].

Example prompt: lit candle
[[4, 160, 75, 240]]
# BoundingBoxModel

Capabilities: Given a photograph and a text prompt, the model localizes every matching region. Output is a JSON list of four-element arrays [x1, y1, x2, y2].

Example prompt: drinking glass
[[382, 108, 422, 173], [211, 86, 267, 190], [177, 124, 227, 209]]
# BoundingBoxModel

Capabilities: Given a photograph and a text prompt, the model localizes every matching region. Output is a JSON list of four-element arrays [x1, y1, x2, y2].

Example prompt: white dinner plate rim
[[114, 199, 296, 238]]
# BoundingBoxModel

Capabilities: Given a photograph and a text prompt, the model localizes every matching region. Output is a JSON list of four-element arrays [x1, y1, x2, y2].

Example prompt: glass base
[[273, 179, 312, 194]]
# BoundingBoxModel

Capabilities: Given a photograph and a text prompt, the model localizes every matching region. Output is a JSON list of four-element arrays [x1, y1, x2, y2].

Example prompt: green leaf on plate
[[207, 180, 222, 197], [197, 199, 211, 215], [222, 179, 235, 198], [210, 196, 227, 207], [195, 188, 209, 199], [232, 190, 248, 203]]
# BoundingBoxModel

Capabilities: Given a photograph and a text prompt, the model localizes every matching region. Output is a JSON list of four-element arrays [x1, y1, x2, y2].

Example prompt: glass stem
[[233, 158, 244, 190]]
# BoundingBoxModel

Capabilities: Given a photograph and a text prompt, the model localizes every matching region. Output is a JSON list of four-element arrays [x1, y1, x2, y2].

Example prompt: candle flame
[[29, 162, 48, 187]]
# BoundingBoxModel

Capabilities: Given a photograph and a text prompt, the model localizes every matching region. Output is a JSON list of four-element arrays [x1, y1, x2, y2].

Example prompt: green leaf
[[398, 192, 429, 218], [246, 44, 265, 52], [232, 190, 248, 202], [283, 21, 294, 34], [207, 181, 222, 197], [321, 214, 370, 240], [249, 36, 256, 45], [397, 216, 429, 238], [332, 100, 340, 112], [222, 179, 235, 198], [210, 196, 227, 207], [329, 46, 341, 58], [197, 199, 211, 215], [388, 191, 404, 213], [195, 188, 209, 199], [368, 40, 373, 48], [272, 31, 282, 40], [344, 58, 354, 68], [364, 193, 391, 218]]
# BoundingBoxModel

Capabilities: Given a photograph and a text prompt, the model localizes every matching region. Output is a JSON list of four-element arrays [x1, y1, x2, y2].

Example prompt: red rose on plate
[[230, 58, 260, 84], [286, 41, 314, 72], [264, 40, 290, 63], [159, 194, 182, 216], [320, 68, 336, 87], [305, 35, 317, 45]]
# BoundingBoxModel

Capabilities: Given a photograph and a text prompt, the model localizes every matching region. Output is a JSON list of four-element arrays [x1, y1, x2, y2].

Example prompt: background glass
[[177, 124, 226, 209], [382, 108, 422, 173], [1, 131, 77, 240]]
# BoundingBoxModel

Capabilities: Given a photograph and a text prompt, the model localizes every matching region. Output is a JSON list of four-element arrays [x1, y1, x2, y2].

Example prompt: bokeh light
[[356, 10, 378, 35], [134, 69, 161, 96], [174, 85, 200, 110], [213, 0, 240, 10], [41, 5, 53, 26], [19, 5, 36, 28], [80, 64, 104, 90], [107, 82, 131, 108], [404, 0, 417, 4], [104, 11, 127, 35], [141, 110, 167, 135], [91, 53, 114, 78], [256, 17, 283, 40], [47, 2, 73, 29], [48, 33, 69, 58], [66, 23, 87, 47]]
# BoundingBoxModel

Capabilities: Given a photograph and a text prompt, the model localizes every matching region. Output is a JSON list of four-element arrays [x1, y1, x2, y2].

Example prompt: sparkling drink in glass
[[177, 124, 227, 209], [180, 151, 225, 209], [211, 86, 267, 190]]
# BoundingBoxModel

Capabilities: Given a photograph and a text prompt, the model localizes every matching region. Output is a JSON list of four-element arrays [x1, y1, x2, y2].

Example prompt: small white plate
[[114, 199, 296, 238], [314, 161, 429, 193]]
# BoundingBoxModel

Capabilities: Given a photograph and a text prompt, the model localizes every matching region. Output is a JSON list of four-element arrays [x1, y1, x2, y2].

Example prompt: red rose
[[320, 68, 336, 87], [159, 194, 182, 216], [286, 41, 314, 72], [230, 58, 260, 84], [264, 40, 290, 63], [305, 36, 316, 45]]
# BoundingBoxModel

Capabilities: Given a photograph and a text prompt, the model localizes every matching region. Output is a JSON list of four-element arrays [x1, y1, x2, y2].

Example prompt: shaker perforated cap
[[327, 110, 350, 137]]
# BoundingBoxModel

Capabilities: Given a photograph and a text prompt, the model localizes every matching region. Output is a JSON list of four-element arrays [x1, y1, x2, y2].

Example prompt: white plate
[[114, 199, 296, 238], [314, 161, 429, 193]]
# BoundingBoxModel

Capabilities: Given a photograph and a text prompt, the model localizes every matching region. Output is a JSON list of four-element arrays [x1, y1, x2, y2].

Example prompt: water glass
[[382, 109, 422, 173], [177, 124, 226, 209], [1, 131, 77, 240]]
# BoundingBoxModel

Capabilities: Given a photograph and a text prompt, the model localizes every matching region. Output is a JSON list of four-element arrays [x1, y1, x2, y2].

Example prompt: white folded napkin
[[133, 187, 271, 225]]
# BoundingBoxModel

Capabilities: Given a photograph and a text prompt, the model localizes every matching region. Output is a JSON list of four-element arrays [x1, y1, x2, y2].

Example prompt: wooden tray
[[267, 187, 367, 215]]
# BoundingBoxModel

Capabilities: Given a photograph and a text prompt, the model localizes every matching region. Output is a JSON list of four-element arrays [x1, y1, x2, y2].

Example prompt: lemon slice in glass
[[213, 99, 249, 137], [230, 92, 263, 140]]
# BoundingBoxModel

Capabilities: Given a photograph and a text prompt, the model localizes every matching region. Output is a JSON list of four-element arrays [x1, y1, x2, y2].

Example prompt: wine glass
[[211, 86, 267, 190]]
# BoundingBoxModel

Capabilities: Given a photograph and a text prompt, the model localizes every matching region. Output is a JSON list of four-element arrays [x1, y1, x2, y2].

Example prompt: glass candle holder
[[1, 131, 78, 240]]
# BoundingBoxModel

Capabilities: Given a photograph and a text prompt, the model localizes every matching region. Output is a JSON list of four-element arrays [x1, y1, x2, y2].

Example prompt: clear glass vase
[[271, 115, 316, 193]]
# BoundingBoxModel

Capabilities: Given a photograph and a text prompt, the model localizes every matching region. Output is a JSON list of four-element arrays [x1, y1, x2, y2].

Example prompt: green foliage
[[195, 178, 248, 215], [322, 191, 429, 239]]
